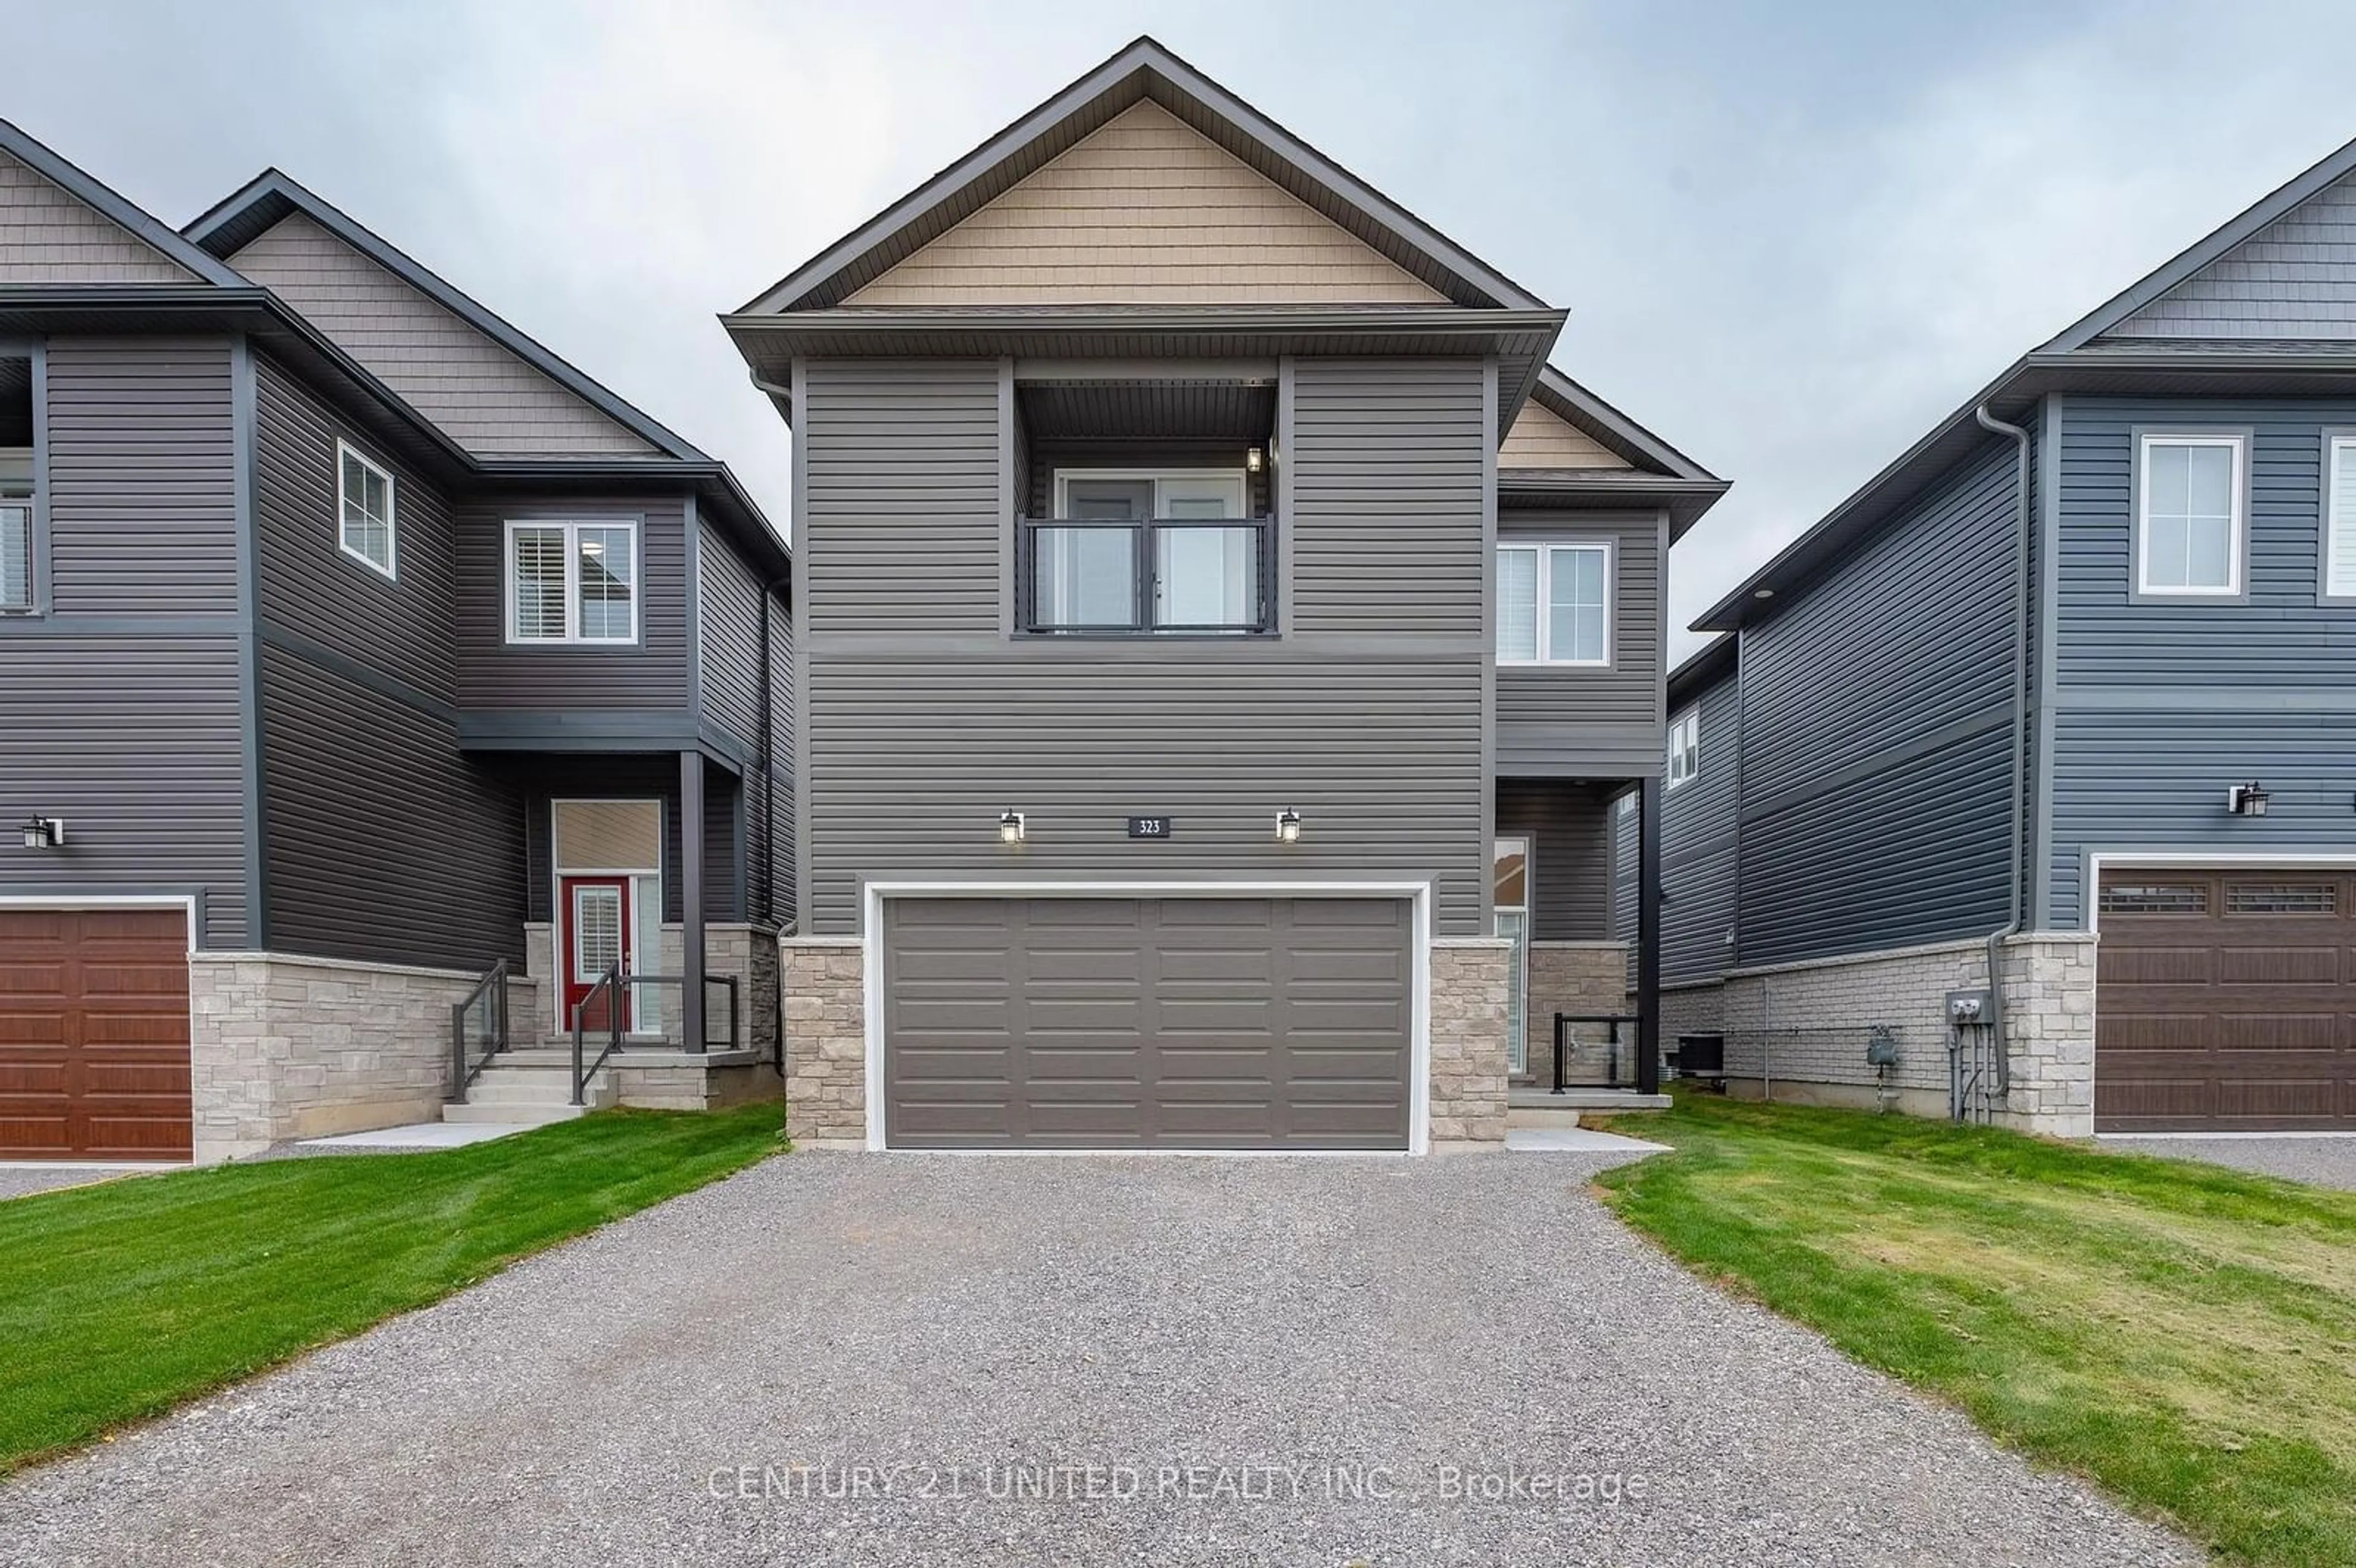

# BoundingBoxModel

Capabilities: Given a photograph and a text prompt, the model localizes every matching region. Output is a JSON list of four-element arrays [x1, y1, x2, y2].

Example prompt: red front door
[[562, 876, 631, 1034]]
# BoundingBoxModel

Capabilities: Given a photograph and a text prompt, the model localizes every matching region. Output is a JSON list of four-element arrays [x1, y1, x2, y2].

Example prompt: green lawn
[[1592, 1095, 2356, 1566], [0, 1105, 782, 1474]]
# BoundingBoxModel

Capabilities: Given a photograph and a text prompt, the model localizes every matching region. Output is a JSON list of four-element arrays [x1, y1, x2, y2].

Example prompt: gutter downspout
[[1975, 402, 2035, 1097]]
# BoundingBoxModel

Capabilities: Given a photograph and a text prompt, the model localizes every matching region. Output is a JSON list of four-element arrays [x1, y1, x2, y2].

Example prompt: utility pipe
[[1975, 402, 2036, 1097]]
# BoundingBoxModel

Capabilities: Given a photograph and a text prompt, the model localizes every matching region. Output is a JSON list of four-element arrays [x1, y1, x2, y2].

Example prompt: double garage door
[[0, 909, 193, 1159], [2098, 868, 2356, 1132], [882, 895, 1412, 1150]]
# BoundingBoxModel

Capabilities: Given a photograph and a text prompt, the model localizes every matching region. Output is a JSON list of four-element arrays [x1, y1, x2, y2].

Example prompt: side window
[[2135, 432, 2242, 598], [336, 440, 397, 580], [1666, 708, 1700, 788], [0, 450, 31, 615], [1495, 541, 1612, 665]]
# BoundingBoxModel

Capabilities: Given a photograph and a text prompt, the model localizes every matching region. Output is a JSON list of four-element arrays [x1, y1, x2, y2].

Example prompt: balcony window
[[1023, 470, 1272, 635]]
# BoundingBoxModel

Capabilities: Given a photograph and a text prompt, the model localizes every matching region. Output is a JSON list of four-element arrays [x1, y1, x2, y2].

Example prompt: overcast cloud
[[19, 0, 2356, 655]]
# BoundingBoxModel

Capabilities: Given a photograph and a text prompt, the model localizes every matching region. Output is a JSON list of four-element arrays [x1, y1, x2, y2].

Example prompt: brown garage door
[[0, 909, 193, 1159], [2096, 869, 2356, 1132], [884, 895, 1412, 1150]]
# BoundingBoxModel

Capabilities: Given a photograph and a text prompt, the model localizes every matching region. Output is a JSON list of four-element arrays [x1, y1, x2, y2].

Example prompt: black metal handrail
[[571, 963, 624, 1107], [447, 958, 510, 1104], [1016, 514, 1276, 636], [1552, 1012, 1642, 1093]]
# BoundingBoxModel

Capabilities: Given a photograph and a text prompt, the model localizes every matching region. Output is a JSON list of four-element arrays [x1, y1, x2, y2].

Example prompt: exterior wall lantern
[[20, 815, 64, 850], [1274, 809, 1301, 845], [1245, 446, 1265, 475], [2227, 782, 2269, 818], [998, 810, 1026, 844]]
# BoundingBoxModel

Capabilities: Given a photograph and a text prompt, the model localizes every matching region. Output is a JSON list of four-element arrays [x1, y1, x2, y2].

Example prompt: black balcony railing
[[1017, 515, 1276, 636]]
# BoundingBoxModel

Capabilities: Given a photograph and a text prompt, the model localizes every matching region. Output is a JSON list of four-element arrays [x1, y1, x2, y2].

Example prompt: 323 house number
[[1126, 817, 1173, 840]]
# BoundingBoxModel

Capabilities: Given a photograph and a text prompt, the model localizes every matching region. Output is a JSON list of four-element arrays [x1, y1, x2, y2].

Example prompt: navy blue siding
[[1660, 671, 1741, 985], [1734, 436, 2020, 961], [2047, 396, 2356, 924]]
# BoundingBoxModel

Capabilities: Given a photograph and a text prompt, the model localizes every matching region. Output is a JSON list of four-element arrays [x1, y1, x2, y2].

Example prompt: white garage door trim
[[861, 879, 1434, 1156], [0, 892, 201, 939]]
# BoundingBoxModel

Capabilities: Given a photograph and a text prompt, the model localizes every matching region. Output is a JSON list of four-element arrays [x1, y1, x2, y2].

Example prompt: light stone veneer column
[[1996, 932, 2098, 1140], [1429, 937, 1511, 1153], [1521, 940, 1631, 1085], [188, 952, 484, 1163], [782, 937, 867, 1149], [705, 923, 782, 1055]]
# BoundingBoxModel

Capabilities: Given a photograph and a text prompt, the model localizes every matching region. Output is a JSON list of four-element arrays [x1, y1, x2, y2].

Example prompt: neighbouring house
[[1648, 133, 2356, 1137], [726, 37, 1723, 1152], [0, 125, 791, 1163]]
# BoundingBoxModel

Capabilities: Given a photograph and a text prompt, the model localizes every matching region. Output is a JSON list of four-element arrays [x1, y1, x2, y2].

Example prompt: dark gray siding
[[259, 646, 522, 968], [698, 515, 765, 754], [1611, 793, 1637, 985], [1495, 509, 1664, 776], [517, 758, 741, 928], [1737, 436, 2020, 962], [454, 492, 692, 709], [0, 336, 246, 947], [44, 339, 239, 615], [797, 355, 1489, 936], [2047, 394, 2356, 924], [765, 585, 795, 929], [1660, 669, 1740, 985], [1495, 780, 1615, 940]]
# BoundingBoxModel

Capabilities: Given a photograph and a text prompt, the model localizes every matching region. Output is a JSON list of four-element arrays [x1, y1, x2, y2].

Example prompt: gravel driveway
[[0, 1150, 2193, 1567], [2103, 1135, 2356, 1191]]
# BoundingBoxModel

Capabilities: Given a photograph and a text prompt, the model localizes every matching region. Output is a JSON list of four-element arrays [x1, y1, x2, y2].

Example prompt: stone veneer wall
[[1429, 937, 1511, 1153], [1519, 940, 1632, 1086], [1709, 933, 2096, 1137], [523, 920, 779, 1054], [188, 951, 483, 1163], [782, 937, 867, 1148]]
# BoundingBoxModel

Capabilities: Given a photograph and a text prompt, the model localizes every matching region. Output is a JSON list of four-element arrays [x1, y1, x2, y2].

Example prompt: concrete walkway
[[0, 1151, 2195, 1567]]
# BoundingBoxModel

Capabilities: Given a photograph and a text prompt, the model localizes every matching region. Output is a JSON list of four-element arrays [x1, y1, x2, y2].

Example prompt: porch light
[[1245, 446, 1265, 474], [2227, 782, 2269, 818], [19, 815, 63, 850], [1752, 588, 1774, 600], [1274, 808, 1301, 845], [998, 810, 1026, 844]]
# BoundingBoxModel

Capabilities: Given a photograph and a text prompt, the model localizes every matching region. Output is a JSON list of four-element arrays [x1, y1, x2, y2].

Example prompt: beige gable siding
[[229, 213, 655, 456], [845, 102, 1449, 307], [1498, 401, 1625, 469], [0, 149, 193, 285], [2108, 169, 2356, 340]]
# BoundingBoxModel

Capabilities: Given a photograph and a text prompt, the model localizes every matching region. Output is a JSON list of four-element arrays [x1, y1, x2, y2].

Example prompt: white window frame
[[1496, 540, 1613, 667], [2133, 430, 2246, 599], [1494, 836, 1531, 1076], [1050, 468, 1247, 521], [2322, 431, 2356, 603], [502, 517, 642, 646], [335, 439, 398, 582], [1666, 707, 1700, 790]]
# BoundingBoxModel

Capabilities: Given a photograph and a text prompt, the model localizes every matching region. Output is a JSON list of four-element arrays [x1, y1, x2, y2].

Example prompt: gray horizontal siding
[[1741, 723, 2012, 967], [0, 636, 247, 947], [1660, 668, 1741, 986], [1495, 510, 1663, 742], [44, 337, 237, 616], [1290, 359, 1486, 633], [253, 352, 455, 702], [516, 758, 739, 927], [454, 492, 693, 710], [1495, 780, 1614, 941], [767, 587, 795, 930], [2106, 174, 2356, 341], [801, 359, 1001, 635], [698, 515, 765, 751], [259, 645, 521, 969]]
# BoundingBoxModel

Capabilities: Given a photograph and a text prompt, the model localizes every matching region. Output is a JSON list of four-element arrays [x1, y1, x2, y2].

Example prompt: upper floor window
[[2136, 432, 2243, 598], [0, 446, 31, 615], [336, 440, 397, 580], [1022, 471, 1270, 635], [1497, 541, 1611, 666], [506, 518, 639, 645], [2325, 435, 2356, 601], [1667, 707, 1700, 789]]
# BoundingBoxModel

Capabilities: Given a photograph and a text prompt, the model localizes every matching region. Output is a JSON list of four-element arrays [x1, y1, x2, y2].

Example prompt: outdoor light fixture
[[998, 810, 1026, 844], [1245, 446, 1265, 474], [1274, 808, 1301, 844], [19, 816, 63, 850], [2227, 782, 2270, 818], [1753, 588, 1774, 600]]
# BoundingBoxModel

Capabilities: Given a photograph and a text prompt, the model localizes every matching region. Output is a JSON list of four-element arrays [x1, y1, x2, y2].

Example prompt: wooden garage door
[[2096, 869, 2356, 1132], [0, 909, 192, 1159], [884, 896, 1412, 1150]]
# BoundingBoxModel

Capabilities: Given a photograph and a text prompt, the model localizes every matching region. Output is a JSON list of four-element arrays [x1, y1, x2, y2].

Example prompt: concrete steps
[[445, 1060, 615, 1126], [1507, 1088, 1671, 1131]]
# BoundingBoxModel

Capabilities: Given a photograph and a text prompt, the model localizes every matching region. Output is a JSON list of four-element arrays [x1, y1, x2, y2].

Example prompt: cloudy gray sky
[[20, 0, 2356, 654]]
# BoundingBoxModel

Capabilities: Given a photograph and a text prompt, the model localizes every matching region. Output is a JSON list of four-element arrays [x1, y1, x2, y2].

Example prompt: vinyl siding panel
[[1736, 435, 2020, 961], [0, 150, 193, 283], [44, 338, 237, 615], [518, 759, 738, 926], [1660, 670, 1740, 985], [798, 355, 1488, 936], [766, 586, 795, 929], [253, 352, 455, 701], [1495, 780, 1615, 941], [2048, 394, 2356, 924], [453, 493, 693, 709], [259, 646, 522, 969], [697, 516, 765, 753], [801, 360, 1001, 634], [1498, 401, 1622, 470], [2106, 173, 2356, 340], [0, 637, 245, 947], [1495, 510, 1663, 752], [228, 212, 655, 455]]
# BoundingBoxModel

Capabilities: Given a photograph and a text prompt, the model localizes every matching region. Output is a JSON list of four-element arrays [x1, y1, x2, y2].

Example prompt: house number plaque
[[1126, 817, 1173, 840]]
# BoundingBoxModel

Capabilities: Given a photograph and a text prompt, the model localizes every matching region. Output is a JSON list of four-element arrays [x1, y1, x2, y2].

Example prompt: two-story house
[[732, 38, 1722, 1153], [0, 125, 791, 1163], [1655, 134, 2356, 1137]]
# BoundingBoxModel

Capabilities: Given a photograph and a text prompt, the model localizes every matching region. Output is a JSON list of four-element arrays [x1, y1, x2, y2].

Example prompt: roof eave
[[1529, 364, 1721, 484]]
